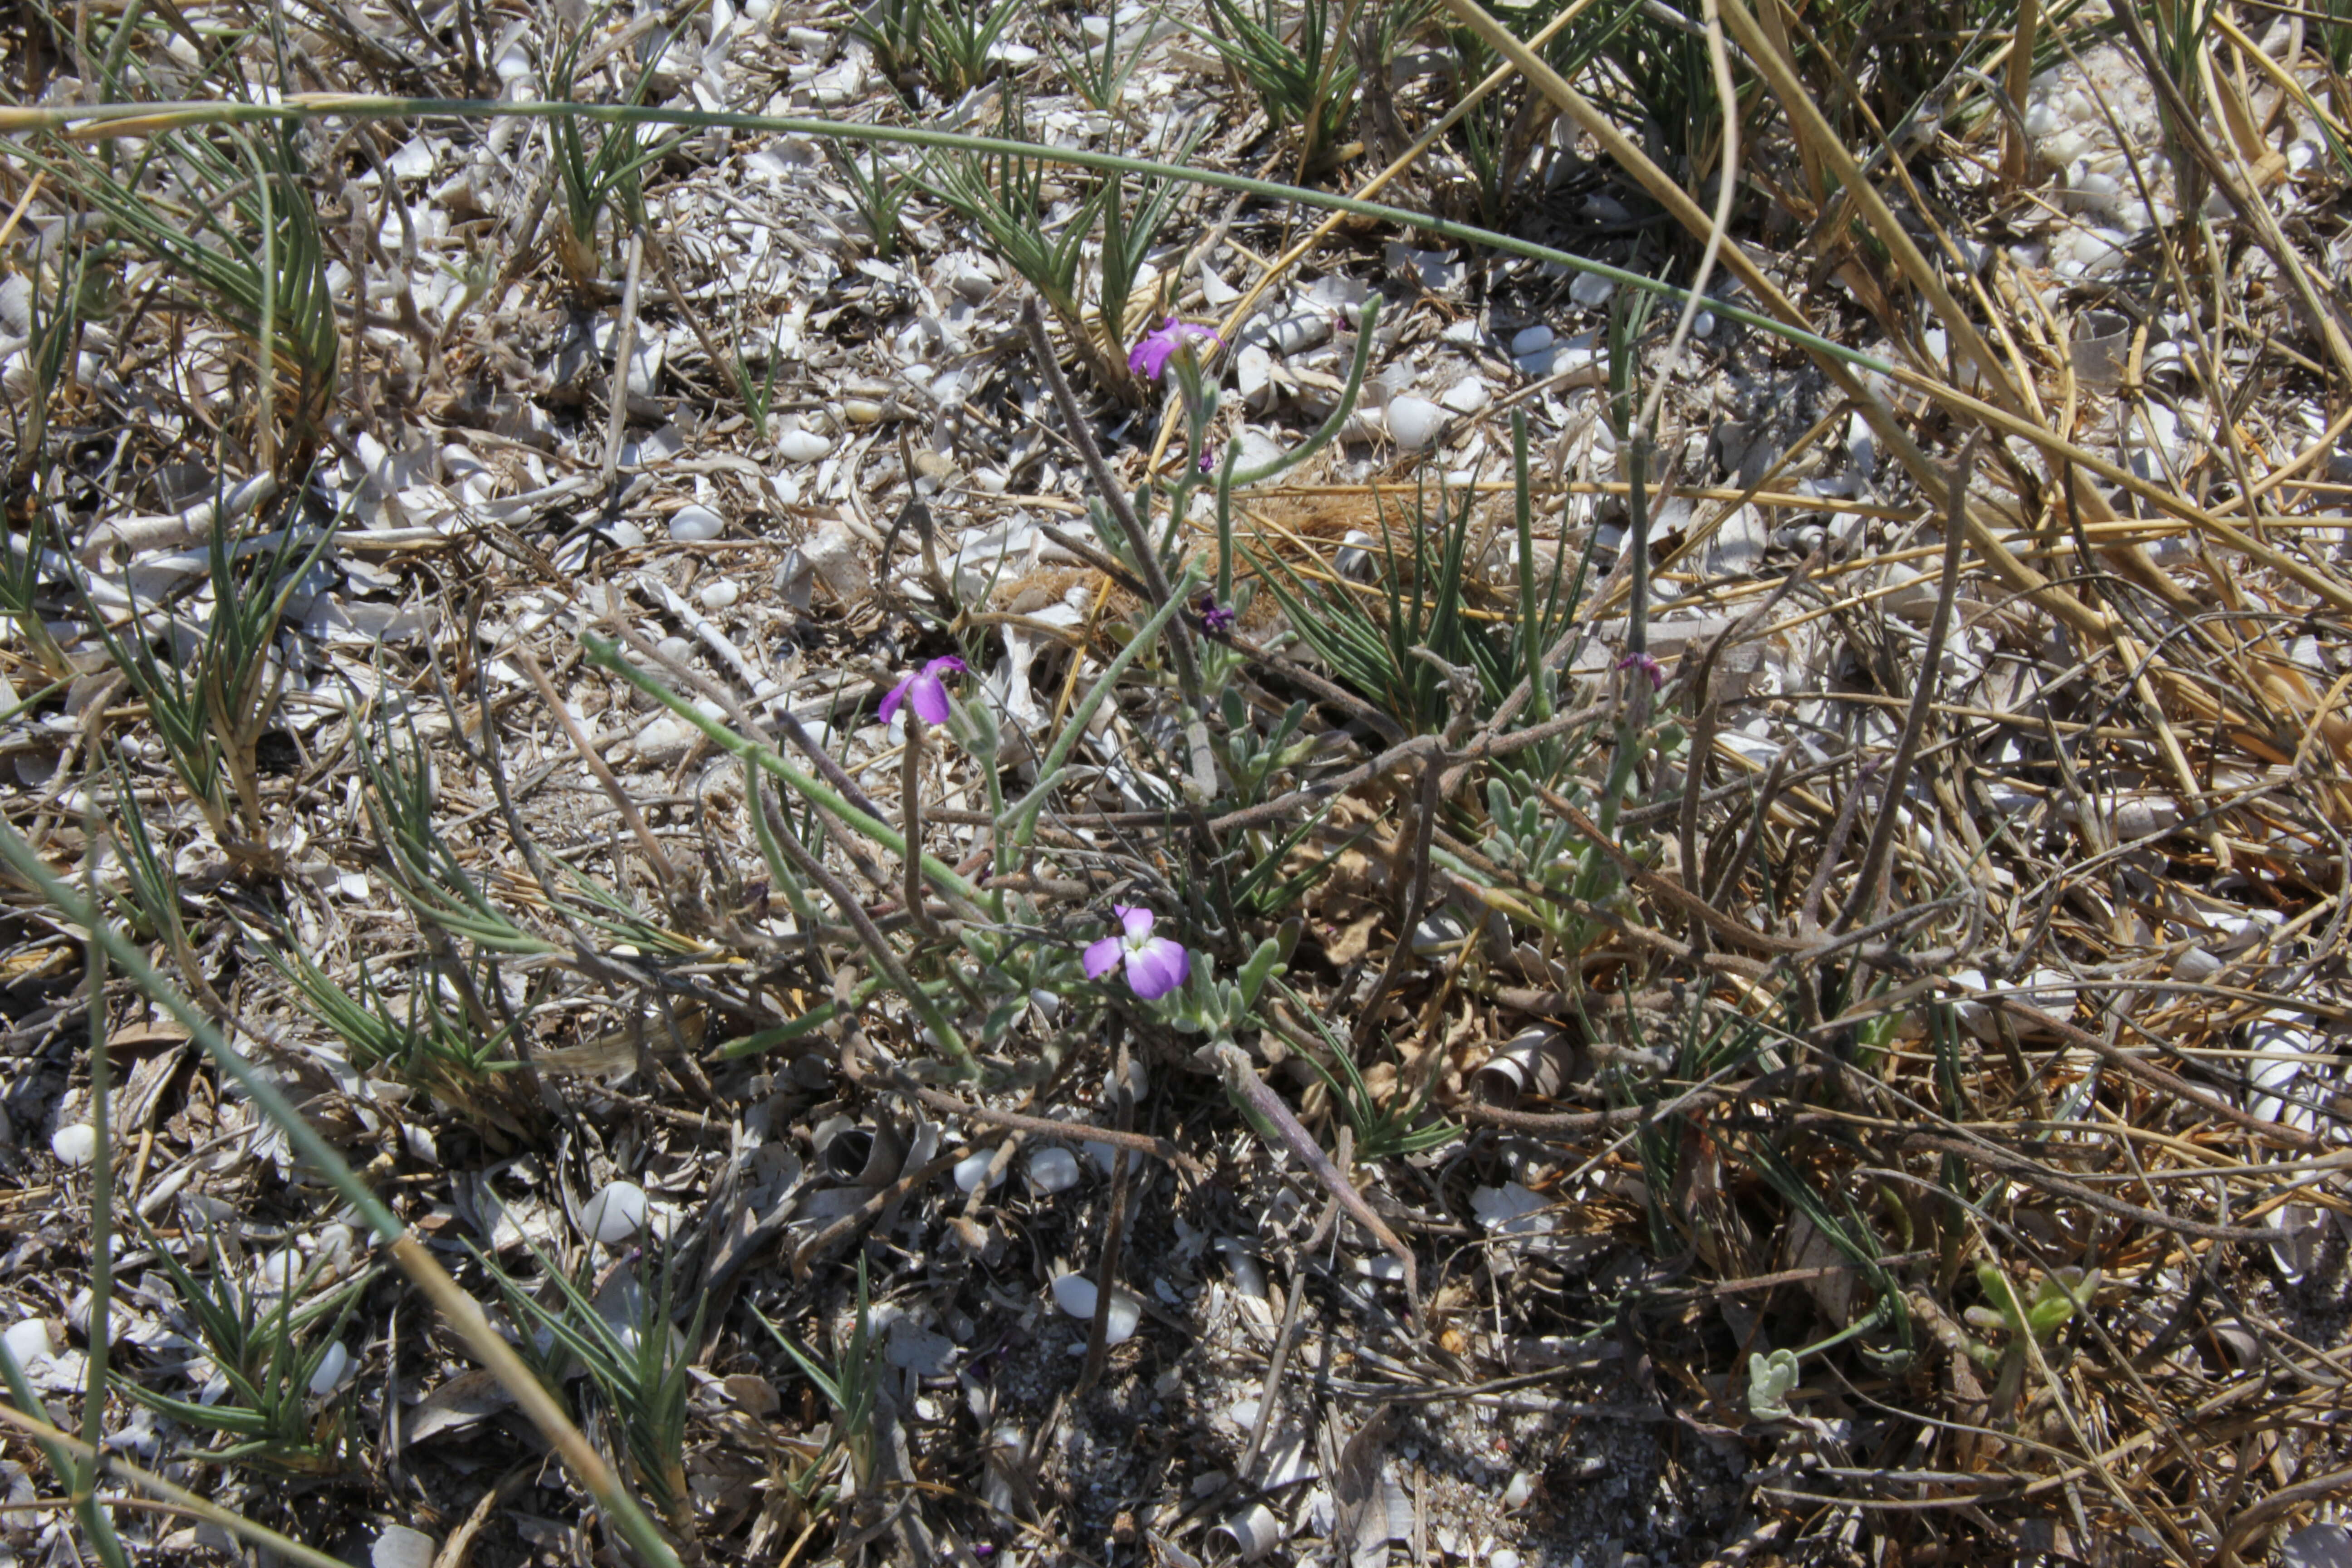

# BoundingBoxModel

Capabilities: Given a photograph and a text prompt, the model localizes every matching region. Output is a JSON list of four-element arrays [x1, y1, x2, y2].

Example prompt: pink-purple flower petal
[[908, 672, 950, 723], [1083, 936, 1124, 980], [1128, 317, 1220, 382], [1123, 938, 1190, 1000], [883, 656, 968, 725], [1115, 904, 1156, 942]]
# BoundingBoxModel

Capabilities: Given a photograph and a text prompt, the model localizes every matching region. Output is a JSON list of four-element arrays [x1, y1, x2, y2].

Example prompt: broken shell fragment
[[2, 1318, 52, 1367], [1208, 1503, 1284, 1561]]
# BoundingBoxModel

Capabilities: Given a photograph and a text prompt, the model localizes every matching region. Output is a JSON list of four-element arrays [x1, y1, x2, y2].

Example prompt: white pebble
[[1050, 1273, 1142, 1343], [698, 578, 740, 611], [1385, 395, 1446, 452], [1503, 1470, 1533, 1509], [2, 1318, 52, 1367], [308, 1341, 352, 1395], [1509, 324, 1553, 357], [582, 1180, 648, 1245], [1027, 1147, 1082, 1195], [776, 428, 832, 462], [1489, 1551, 1523, 1568], [668, 505, 725, 543], [1570, 271, 1615, 307], [49, 1124, 94, 1168]]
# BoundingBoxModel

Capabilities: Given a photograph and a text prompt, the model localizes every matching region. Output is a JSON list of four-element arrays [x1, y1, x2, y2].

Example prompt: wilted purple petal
[[1115, 904, 1155, 942], [1616, 651, 1666, 691], [877, 672, 918, 724], [1198, 445, 1218, 475], [1083, 936, 1124, 980], [1123, 938, 1189, 1000]]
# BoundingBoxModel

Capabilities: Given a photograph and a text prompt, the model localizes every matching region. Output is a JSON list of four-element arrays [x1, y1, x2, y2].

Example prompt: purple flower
[[1196, 592, 1236, 636], [1617, 651, 1666, 691], [1128, 316, 1220, 382], [1198, 445, 1219, 475], [879, 656, 968, 725], [1083, 905, 1190, 1000]]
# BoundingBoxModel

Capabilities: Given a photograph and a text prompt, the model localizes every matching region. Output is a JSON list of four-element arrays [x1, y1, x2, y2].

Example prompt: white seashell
[[954, 1151, 1007, 1193], [1027, 1147, 1082, 1195], [1503, 1472, 1533, 1509], [2, 1318, 52, 1367], [2171, 947, 2222, 983], [583, 1181, 648, 1245], [1441, 377, 1490, 415], [668, 505, 725, 542], [698, 578, 741, 611], [1385, 395, 1446, 451], [776, 428, 832, 462], [49, 1124, 95, 1168], [632, 715, 698, 767], [371, 1525, 438, 1568], [1050, 1273, 1141, 1343], [309, 1341, 352, 1395], [255, 1250, 303, 1294]]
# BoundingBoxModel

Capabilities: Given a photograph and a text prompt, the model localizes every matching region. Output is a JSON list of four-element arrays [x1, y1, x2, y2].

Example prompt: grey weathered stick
[[599, 231, 644, 494], [1210, 1043, 1419, 1320]]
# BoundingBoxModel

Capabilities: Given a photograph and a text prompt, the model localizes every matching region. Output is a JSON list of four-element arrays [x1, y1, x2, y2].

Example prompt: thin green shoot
[[1040, 2, 1161, 110], [1194, 0, 1360, 176], [824, 144, 912, 261], [82, 489, 340, 844], [752, 1257, 882, 1492], [479, 1241, 706, 1538], [120, 1230, 370, 1473], [1272, 977, 1460, 1158]]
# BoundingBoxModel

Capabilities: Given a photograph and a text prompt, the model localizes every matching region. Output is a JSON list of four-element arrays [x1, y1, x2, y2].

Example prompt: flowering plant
[[1083, 905, 1190, 1000], [1127, 317, 1220, 382], [879, 657, 968, 725]]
